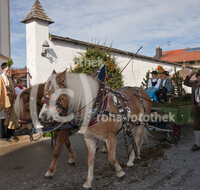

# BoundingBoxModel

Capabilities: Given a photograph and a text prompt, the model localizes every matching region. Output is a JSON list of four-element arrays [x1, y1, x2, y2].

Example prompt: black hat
[[196, 70, 200, 78], [151, 71, 158, 75], [1, 62, 8, 70], [161, 71, 169, 76]]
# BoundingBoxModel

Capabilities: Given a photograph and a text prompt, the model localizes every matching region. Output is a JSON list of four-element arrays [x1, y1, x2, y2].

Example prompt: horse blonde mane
[[14, 89, 26, 119], [14, 84, 41, 119], [65, 72, 99, 115], [44, 73, 58, 92], [46, 71, 100, 125]]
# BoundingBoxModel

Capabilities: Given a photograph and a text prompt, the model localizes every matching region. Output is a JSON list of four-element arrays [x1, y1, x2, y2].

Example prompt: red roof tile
[[160, 47, 200, 63]]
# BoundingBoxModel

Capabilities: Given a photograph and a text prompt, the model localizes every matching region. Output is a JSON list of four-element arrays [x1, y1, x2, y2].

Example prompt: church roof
[[21, 0, 54, 24]]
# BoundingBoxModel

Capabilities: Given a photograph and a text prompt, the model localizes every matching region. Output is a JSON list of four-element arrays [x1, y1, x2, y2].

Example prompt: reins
[[71, 46, 144, 115]]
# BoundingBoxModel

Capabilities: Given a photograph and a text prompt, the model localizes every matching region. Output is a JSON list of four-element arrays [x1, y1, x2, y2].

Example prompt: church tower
[[21, 0, 54, 84]]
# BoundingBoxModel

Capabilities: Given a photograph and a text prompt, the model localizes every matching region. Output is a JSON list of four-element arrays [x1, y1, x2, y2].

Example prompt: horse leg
[[106, 135, 125, 178], [64, 130, 76, 165], [44, 130, 66, 178], [101, 141, 107, 153], [83, 136, 97, 189], [127, 125, 144, 167]]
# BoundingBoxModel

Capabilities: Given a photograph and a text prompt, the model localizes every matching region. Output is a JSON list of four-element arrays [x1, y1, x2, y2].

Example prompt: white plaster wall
[[37, 39, 86, 83], [114, 53, 191, 93], [26, 19, 191, 94], [26, 19, 87, 84], [114, 53, 180, 86], [0, 0, 9, 58], [26, 20, 50, 84]]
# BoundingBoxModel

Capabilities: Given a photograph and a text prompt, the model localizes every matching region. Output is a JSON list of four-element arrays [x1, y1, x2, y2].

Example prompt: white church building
[[22, 0, 182, 87]]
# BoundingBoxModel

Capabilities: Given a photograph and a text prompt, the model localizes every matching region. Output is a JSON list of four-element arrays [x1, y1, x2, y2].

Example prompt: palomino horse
[[39, 70, 152, 189], [14, 83, 76, 178]]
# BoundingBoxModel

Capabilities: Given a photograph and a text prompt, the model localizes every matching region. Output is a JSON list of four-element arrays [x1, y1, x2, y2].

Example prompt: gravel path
[[0, 123, 199, 190]]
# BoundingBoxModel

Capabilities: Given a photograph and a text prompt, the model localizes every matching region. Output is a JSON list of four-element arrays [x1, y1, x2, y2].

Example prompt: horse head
[[14, 83, 45, 131], [39, 69, 72, 123], [39, 69, 100, 127]]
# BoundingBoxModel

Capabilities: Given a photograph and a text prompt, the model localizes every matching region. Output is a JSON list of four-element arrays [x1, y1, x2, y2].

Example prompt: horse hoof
[[116, 171, 125, 181], [83, 187, 92, 190], [44, 171, 53, 179], [83, 184, 92, 190], [44, 175, 53, 179], [68, 161, 76, 166], [101, 149, 107, 153], [126, 162, 134, 168], [83, 181, 92, 189], [116, 171, 125, 179]]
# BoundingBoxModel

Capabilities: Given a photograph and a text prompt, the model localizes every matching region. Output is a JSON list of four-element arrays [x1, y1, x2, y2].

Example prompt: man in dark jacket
[[184, 70, 200, 151], [155, 71, 173, 102]]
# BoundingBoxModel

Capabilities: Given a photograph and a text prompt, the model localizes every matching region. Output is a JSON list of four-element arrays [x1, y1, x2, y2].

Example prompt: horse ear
[[52, 70, 57, 74]]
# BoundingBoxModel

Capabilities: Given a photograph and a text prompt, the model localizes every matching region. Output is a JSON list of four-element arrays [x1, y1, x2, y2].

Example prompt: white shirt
[[195, 87, 200, 103], [15, 86, 23, 95], [148, 78, 161, 89]]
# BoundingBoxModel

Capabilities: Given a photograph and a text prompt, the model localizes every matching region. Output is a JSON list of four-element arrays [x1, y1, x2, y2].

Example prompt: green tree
[[141, 70, 150, 89], [71, 46, 123, 89]]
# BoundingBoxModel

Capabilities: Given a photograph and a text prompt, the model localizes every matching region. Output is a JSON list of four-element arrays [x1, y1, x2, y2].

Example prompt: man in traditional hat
[[146, 70, 161, 101], [155, 71, 173, 102], [0, 62, 11, 140], [0, 62, 18, 141], [184, 70, 200, 151]]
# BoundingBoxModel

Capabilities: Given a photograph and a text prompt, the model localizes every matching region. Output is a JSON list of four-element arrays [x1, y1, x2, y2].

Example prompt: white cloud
[[10, 0, 200, 67]]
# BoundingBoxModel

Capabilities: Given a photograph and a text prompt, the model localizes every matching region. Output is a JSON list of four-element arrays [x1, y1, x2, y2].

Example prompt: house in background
[[22, 0, 183, 88], [11, 67, 29, 88], [0, 0, 10, 69], [155, 46, 200, 68]]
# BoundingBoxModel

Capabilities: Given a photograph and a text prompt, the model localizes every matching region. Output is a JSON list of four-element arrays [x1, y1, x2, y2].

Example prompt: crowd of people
[[146, 70, 173, 102], [146, 68, 200, 151], [0, 62, 24, 142]]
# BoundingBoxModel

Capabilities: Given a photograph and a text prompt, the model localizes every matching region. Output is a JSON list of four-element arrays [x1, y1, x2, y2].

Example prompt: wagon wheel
[[172, 124, 181, 143], [166, 122, 181, 143]]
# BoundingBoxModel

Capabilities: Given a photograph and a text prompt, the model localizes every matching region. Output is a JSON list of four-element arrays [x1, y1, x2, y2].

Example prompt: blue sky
[[10, 0, 200, 68]]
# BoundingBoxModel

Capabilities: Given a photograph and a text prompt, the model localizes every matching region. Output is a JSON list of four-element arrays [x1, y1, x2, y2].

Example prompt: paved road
[[0, 124, 200, 190]]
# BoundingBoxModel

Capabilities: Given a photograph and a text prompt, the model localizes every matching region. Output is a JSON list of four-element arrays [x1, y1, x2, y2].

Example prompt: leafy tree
[[141, 70, 150, 89], [71, 46, 123, 89]]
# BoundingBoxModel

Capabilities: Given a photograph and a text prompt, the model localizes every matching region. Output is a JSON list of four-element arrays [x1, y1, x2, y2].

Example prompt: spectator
[[0, 62, 19, 142], [184, 70, 200, 151], [15, 78, 24, 95], [0, 62, 11, 141], [146, 71, 161, 101], [155, 71, 173, 103]]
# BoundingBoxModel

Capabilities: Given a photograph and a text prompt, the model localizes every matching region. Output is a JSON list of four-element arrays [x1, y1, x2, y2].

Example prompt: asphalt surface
[[0, 123, 200, 190]]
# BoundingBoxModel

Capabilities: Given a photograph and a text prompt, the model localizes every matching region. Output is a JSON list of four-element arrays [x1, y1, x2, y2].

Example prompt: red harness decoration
[[17, 85, 24, 90], [88, 95, 108, 127]]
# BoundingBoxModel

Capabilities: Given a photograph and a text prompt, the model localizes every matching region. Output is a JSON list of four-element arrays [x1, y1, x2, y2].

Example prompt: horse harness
[[87, 87, 146, 160], [112, 87, 146, 160]]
